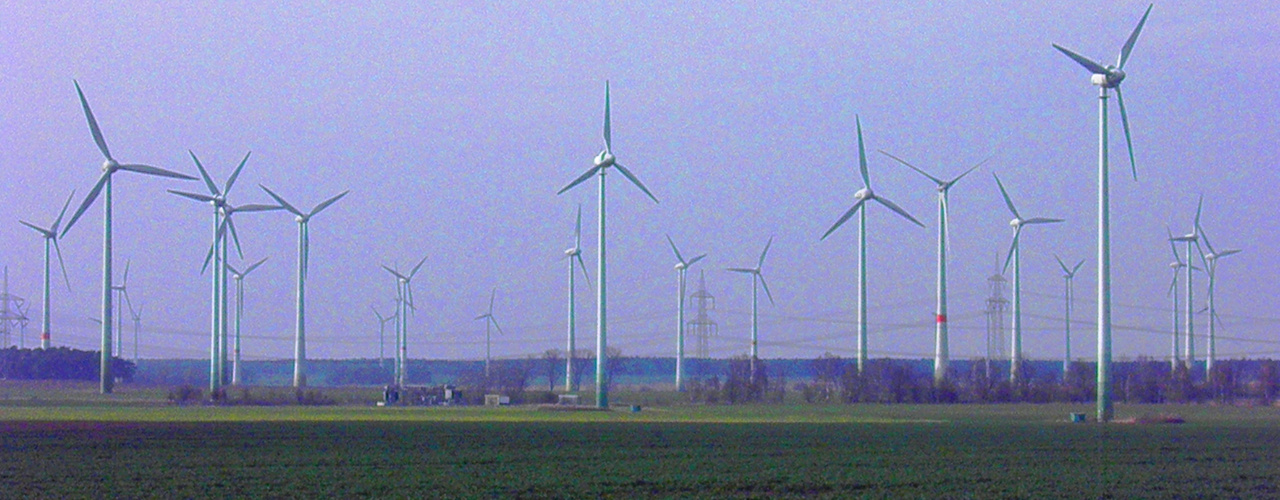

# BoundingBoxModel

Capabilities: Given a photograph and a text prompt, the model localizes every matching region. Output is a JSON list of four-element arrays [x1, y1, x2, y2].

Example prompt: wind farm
[[2, 2, 1279, 496]]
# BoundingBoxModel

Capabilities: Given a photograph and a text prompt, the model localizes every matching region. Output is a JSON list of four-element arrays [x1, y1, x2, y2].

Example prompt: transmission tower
[[0, 267, 30, 347], [686, 270, 718, 359], [983, 257, 1009, 379]]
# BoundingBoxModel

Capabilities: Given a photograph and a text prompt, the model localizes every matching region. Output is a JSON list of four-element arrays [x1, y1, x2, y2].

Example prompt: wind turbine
[[169, 151, 273, 391], [1196, 221, 1240, 379], [1053, 3, 1152, 422], [727, 237, 774, 380], [880, 151, 986, 385], [260, 185, 349, 387], [371, 306, 397, 373], [60, 80, 197, 394], [994, 173, 1063, 383], [820, 117, 924, 373], [667, 234, 706, 392], [1054, 255, 1085, 380], [226, 257, 267, 385], [474, 289, 504, 379], [381, 255, 427, 386], [110, 259, 131, 359], [19, 190, 75, 349], [125, 294, 141, 364], [563, 204, 592, 392], [1163, 227, 1191, 371], [556, 81, 659, 408], [1169, 195, 1203, 373]]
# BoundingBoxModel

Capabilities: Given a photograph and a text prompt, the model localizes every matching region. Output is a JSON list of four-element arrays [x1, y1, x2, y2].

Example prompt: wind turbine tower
[[1053, 3, 1153, 422], [881, 151, 985, 385], [1054, 256, 1085, 380], [372, 306, 397, 372], [19, 190, 74, 349], [556, 81, 660, 408], [1164, 227, 1189, 371], [727, 237, 776, 379], [667, 235, 706, 391], [382, 255, 426, 386], [1169, 196, 1203, 373], [994, 174, 1063, 383], [1196, 222, 1240, 378], [227, 258, 266, 385], [474, 289, 504, 379], [563, 204, 591, 392]]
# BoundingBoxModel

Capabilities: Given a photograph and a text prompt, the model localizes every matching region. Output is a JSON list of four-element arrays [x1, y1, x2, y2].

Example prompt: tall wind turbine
[[226, 257, 267, 385], [727, 237, 775, 379], [169, 151, 267, 391], [563, 204, 591, 392], [820, 117, 924, 373], [474, 289, 504, 379], [19, 190, 75, 349], [667, 235, 706, 392], [60, 80, 197, 394], [1164, 227, 1190, 371], [371, 306, 397, 372], [1169, 195, 1203, 373], [1053, 3, 1152, 423], [1196, 221, 1240, 378], [1054, 255, 1085, 380], [260, 186, 349, 387], [124, 293, 141, 364], [880, 151, 985, 385], [556, 81, 659, 408], [110, 259, 131, 358], [994, 174, 1063, 383], [382, 255, 427, 386]]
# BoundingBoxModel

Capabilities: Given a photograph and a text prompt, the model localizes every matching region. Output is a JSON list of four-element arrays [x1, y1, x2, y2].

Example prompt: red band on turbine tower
[[936, 314, 947, 324]]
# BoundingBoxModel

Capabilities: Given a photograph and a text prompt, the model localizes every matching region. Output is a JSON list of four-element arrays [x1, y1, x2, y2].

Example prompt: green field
[[2, 383, 1278, 498]]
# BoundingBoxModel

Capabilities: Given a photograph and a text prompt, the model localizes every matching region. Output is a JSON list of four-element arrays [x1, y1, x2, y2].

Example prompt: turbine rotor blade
[[1167, 274, 1177, 298], [53, 189, 76, 233], [1118, 4, 1154, 70], [488, 289, 497, 315], [168, 190, 217, 203], [1003, 229, 1021, 275], [225, 151, 251, 195], [1072, 259, 1085, 274], [613, 163, 659, 203], [576, 254, 593, 291], [821, 200, 865, 241], [879, 150, 943, 186], [574, 204, 583, 249], [309, 190, 350, 218], [189, 151, 220, 196], [410, 255, 430, 279], [1115, 86, 1137, 181], [74, 80, 113, 161], [557, 166, 603, 195], [948, 157, 991, 187], [259, 185, 303, 216], [201, 238, 216, 275], [381, 265, 408, 281], [666, 234, 685, 264], [855, 116, 870, 188], [758, 236, 773, 268], [117, 163, 197, 181], [758, 273, 776, 306], [1022, 217, 1064, 225], [1052, 44, 1109, 75], [726, 267, 755, 274], [992, 173, 1020, 219], [19, 220, 51, 238], [61, 170, 111, 238], [1054, 254, 1070, 274], [54, 238, 72, 292], [687, 254, 707, 267], [230, 203, 282, 213], [1193, 194, 1204, 229], [226, 215, 244, 259], [872, 196, 925, 227], [603, 81, 612, 153]]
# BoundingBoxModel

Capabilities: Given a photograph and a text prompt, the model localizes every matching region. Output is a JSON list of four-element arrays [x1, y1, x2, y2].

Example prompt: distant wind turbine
[[261, 186, 349, 387], [1169, 195, 1203, 373], [1053, 3, 1153, 423], [1054, 255, 1085, 380], [880, 150, 986, 385], [371, 306, 397, 373], [1163, 226, 1192, 371], [60, 80, 197, 394], [226, 257, 267, 385], [994, 173, 1063, 383], [727, 237, 774, 379], [563, 205, 591, 392], [382, 255, 427, 386], [18, 190, 75, 349], [556, 81, 659, 408], [666, 234, 705, 392], [1196, 221, 1240, 378], [820, 117, 923, 373], [474, 289, 504, 379], [110, 259, 131, 359]]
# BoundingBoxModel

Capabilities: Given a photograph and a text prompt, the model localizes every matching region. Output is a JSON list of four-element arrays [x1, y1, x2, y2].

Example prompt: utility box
[[485, 394, 510, 406], [1070, 413, 1087, 423]]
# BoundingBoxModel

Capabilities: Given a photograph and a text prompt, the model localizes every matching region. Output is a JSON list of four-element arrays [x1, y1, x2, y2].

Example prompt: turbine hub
[[1010, 218, 1022, 228], [102, 158, 118, 172], [1169, 262, 1183, 269], [295, 215, 305, 223], [593, 151, 615, 168], [565, 248, 578, 257], [854, 188, 872, 200], [675, 263, 686, 271]]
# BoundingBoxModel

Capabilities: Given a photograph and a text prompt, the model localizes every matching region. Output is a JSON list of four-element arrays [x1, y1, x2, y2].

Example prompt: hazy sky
[[2, 1, 1278, 365]]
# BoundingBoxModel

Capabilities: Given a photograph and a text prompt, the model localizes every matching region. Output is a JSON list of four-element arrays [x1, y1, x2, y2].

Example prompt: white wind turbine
[[18, 190, 75, 349], [1053, 3, 1153, 422], [556, 81, 659, 408], [260, 186, 349, 387], [880, 151, 986, 385], [562, 205, 592, 392], [727, 237, 775, 379], [382, 255, 427, 386], [994, 173, 1063, 383], [371, 306, 397, 373], [474, 289, 504, 379], [821, 117, 924, 373], [110, 259, 131, 359], [1195, 221, 1241, 378], [1054, 255, 1085, 380], [60, 80, 197, 394], [666, 234, 705, 392], [170, 151, 276, 391], [1163, 227, 1193, 371], [1169, 195, 1203, 373], [226, 257, 267, 385]]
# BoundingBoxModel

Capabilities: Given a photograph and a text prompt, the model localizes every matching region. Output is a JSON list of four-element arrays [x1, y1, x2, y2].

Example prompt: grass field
[[2, 382, 1278, 498]]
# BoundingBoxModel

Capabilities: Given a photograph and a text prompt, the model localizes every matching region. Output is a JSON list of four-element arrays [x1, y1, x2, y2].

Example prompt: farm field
[[2, 384, 1279, 497]]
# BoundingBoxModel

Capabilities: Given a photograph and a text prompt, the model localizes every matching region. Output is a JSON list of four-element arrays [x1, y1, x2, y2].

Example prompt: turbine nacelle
[[854, 187, 873, 200], [1009, 218, 1023, 229], [1090, 68, 1126, 88], [103, 158, 119, 173], [565, 248, 579, 257], [593, 150, 615, 168], [1169, 261, 1185, 270], [674, 262, 687, 271]]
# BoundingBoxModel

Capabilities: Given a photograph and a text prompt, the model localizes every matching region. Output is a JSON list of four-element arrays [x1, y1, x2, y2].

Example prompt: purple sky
[[2, 1, 1278, 364]]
